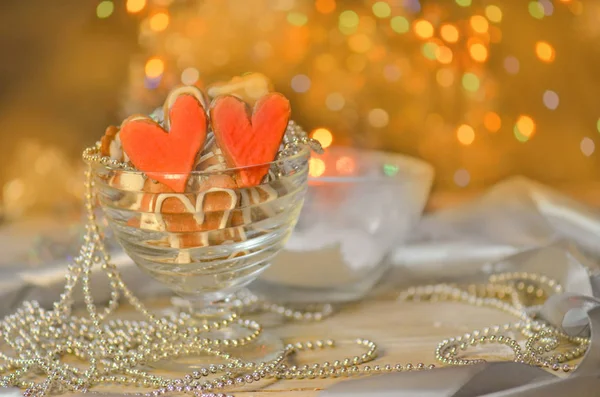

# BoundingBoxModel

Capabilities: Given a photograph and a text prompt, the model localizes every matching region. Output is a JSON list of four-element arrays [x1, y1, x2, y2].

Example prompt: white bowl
[[250, 146, 434, 303]]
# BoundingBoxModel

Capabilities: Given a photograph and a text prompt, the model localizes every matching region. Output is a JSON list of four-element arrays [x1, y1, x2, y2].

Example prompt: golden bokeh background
[[1, 0, 599, 219]]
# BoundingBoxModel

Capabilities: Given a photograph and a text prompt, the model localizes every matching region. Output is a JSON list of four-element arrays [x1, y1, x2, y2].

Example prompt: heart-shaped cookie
[[162, 85, 209, 129], [210, 93, 290, 187], [120, 94, 208, 192]]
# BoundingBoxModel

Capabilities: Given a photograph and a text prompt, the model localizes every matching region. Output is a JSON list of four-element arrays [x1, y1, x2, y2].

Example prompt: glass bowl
[[88, 146, 309, 368], [250, 146, 434, 303]]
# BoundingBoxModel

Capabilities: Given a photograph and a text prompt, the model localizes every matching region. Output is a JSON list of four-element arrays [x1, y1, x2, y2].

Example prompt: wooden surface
[[133, 290, 519, 396]]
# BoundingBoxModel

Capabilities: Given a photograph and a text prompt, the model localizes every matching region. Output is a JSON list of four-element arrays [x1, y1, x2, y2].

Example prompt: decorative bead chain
[[82, 146, 135, 171], [230, 288, 334, 322], [0, 163, 591, 397], [277, 120, 324, 158], [400, 281, 587, 372]]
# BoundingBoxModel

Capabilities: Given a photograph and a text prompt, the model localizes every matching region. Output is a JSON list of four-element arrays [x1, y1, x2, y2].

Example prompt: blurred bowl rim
[[309, 146, 435, 184]]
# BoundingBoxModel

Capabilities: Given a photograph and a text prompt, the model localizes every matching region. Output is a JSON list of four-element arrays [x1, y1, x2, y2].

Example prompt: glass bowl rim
[[85, 145, 311, 176]]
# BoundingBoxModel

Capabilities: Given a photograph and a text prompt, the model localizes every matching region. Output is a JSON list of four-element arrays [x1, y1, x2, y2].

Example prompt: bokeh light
[[368, 108, 390, 128], [540, 0, 554, 16], [528, 1, 545, 19], [514, 115, 536, 142], [422, 42, 438, 60], [469, 43, 488, 62], [440, 24, 459, 43], [456, 0, 472, 7], [126, 0, 146, 13], [144, 75, 162, 90], [325, 92, 345, 111], [291, 74, 311, 92], [484, 112, 502, 132], [311, 128, 333, 148], [504, 56, 520, 74], [315, 0, 336, 14], [580, 137, 595, 156], [309, 158, 326, 177], [372, 1, 392, 18], [470, 15, 489, 33], [383, 64, 401, 81], [336, 156, 356, 174], [462, 73, 480, 92], [485, 5, 503, 23], [339, 10, 360, 34], [454, 169, 471, 187], [436, 46, 453, 64], [542, 90, 559, 110], [181, 67, 199, 85], [489, 26, 502, 43], [457, 124, 475, 145], [436, 69, 454, 87], [287, 12, 308, 26], [383, 163, 399, 176], [390, 16, 410, 34], [145, 58, 164, 78], [3, 179, 25, 205], [403, 0, 421, 12], [535, 41, 555, 63], [150, 12, 170, 32], [96, 1, 114, 19], [414, 19, 434, 39]]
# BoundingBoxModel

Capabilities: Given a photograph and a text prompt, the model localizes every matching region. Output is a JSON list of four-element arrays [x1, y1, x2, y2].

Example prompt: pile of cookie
[[97, 75, 300, 249]]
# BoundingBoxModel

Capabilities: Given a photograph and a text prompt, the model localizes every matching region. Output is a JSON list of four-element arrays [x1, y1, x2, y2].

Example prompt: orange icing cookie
[[120, 94, 208, 193], [210, 93, 290, 187]]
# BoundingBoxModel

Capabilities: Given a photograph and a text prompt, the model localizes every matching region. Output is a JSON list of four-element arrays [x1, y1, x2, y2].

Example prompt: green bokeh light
[[372, 1, 392, 18], [390, 16, 409, 34], [528, 1, 544, 20], [383, 164, 399, 176], [287, 12, 308, 26], [513, 125, 530, 142], [339, 10, 359, 35], [462, 73, 480, 92], [485, 5, 503, 23], [339, 10, 360, 27], [96, 1, 114, 19], [422, 43, 438, 60]]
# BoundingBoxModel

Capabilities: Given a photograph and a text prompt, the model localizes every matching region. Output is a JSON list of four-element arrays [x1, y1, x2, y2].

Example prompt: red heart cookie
[[120, 94, 207, 192], [210, 93, 290, 187]]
